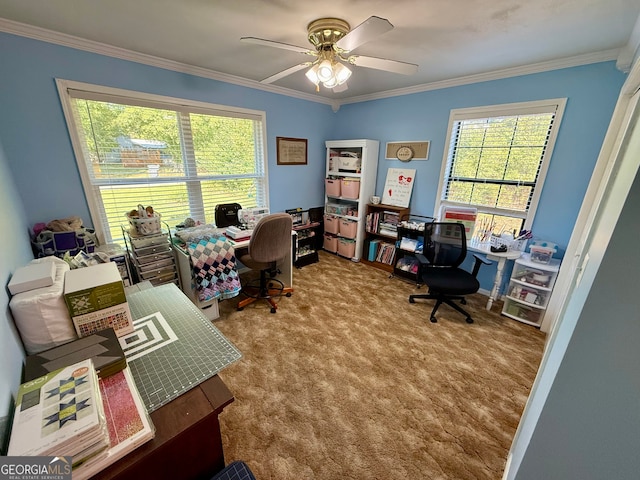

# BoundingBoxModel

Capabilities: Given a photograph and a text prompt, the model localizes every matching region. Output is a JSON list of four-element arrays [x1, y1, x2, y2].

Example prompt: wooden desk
[[92, 284, 241, 479], [92, 375, 234, 480]]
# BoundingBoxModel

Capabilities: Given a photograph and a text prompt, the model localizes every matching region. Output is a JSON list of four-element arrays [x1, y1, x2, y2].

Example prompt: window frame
[[56, 79, 269, 244], [434, 98, 567, 233]]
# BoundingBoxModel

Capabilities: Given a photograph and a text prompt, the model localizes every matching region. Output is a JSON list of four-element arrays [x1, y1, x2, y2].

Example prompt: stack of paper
[[8, 359, 110, 467]]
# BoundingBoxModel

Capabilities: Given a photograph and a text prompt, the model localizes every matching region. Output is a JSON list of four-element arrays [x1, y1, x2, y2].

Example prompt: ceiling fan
[[241, 16, 418, 93]]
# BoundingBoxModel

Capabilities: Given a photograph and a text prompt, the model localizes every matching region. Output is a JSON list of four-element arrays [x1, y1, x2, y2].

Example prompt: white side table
[[468, 243, 522, 310]]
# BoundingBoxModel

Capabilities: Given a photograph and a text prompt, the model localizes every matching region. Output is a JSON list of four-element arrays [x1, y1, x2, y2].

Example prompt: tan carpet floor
[[214, 250, 546, 480]]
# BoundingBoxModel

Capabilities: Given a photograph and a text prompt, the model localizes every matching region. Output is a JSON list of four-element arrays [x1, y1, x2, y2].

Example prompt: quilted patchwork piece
[[188, 236, 241, 302]]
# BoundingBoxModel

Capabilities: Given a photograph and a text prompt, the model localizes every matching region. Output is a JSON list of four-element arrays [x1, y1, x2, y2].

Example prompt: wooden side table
[[91, 375, 234, 480]]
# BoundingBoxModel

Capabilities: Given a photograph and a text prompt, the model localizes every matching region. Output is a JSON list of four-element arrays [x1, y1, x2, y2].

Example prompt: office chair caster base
[[465, 317, 474, 324], [430, 316, 437, 323], [409, 297, 415, 303]]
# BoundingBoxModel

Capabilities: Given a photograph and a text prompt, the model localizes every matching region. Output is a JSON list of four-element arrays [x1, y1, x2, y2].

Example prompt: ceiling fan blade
[[335, 16, 394, 53], [350, 55, 418, 75], [261, 63, 311, 84], [241, 37, 316, 56]]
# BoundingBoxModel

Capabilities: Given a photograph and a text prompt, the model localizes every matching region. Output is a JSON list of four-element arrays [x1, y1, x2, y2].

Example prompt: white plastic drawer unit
[[130, 232, 170, 248], [502, 253, 561, 327], [138, 257, 175, 272]]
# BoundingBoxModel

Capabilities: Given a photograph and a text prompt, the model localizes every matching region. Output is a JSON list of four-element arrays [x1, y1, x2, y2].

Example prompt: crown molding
[[616, 14, 640, 73], [339, 49, 621, 106], [0, 18, 622, 109], [0, 18, 335, 107]]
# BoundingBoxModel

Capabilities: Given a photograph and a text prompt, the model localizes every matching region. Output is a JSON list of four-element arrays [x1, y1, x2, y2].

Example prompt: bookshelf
[[361, 203, 410, 272]]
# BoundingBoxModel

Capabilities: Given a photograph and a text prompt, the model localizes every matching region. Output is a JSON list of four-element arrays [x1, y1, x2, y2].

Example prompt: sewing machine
[[224, 207, 270, 240]]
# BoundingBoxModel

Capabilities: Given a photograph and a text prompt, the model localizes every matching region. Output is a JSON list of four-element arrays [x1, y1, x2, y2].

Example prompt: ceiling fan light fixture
[[323, 76, 338, 88], [333, 62, 352, 84], [317, 60, 334, 82], [305, 64, 320, 85]]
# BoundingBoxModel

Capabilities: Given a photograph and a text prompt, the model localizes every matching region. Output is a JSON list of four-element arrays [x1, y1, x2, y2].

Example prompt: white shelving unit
[[502, 253, 561, 327], [324, 139, 379, 262]]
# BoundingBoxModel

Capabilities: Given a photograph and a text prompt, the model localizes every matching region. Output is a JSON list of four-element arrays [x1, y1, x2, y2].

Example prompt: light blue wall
[[335, 62, 626, 286], [0, 32, 335, 228], [0, 140, 33, 451]]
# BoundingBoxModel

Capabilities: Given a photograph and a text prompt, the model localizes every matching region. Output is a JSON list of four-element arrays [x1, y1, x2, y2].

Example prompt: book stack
[[375, 242, 396, 265], [366, 210, 402, 237], [8, 359, 110, 467], [73, 367, 155, 480], [9, 334, 155, 478]]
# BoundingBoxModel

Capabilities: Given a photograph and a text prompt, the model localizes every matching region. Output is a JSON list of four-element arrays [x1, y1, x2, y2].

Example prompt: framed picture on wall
[[276, 137, 308, 165]]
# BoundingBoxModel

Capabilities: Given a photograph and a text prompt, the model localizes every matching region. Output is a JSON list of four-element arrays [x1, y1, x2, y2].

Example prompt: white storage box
[[64, 262, 134, 337], [9, 257, 77, 354], [337, 155, 361, 172], [529, 246, 554, 264], [8, 261, 55, 295]]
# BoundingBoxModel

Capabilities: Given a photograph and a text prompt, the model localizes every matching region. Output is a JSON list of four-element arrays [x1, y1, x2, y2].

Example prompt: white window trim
[[55, 78, 269, 244], [434, 98, 567, 231]]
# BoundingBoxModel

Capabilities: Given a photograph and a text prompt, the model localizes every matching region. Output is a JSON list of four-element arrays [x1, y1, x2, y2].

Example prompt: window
[[57, 80, 268, 245], [435, 99, 566, 240]]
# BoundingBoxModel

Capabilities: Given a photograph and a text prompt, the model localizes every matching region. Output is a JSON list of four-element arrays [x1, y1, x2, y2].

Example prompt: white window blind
[[57, 80, 268, 245], [437, 99, 566, 237]]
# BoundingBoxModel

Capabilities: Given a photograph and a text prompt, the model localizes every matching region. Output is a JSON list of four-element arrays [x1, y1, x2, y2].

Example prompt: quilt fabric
[[187, 236, 241, 302]]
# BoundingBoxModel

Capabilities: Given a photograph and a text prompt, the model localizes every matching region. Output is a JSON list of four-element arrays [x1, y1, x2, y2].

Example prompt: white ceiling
[[1, 0, 639, 103]]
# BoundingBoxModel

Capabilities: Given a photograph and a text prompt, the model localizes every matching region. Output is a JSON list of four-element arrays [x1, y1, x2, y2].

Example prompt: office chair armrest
[[471, 254, 492, 277]]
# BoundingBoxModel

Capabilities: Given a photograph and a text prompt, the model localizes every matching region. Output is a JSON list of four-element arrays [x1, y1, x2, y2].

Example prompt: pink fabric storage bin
[[340, 179, 360, 199], [337, 238, 356, 258], [325, 178, 341, 197], [339, 219, 357, 239], [323, 233, 338, 253], [324, 215, 340, 234]]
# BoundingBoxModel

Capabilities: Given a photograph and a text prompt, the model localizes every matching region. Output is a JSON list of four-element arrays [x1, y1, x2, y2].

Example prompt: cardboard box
[[64, 263, 134, 337], [8, 261, 56, 295]]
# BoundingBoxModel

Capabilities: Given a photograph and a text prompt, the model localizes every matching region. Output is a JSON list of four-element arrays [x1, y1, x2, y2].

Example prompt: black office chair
[[409, 222, 491, 324], [237, 213, 294, 313], [215, 203, 242, 228]]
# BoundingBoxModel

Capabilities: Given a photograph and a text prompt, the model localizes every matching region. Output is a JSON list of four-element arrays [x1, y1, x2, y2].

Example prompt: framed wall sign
[[381, 168, 416, 207], [385, 141, 430, 161], [276, 137, 308, 165]]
